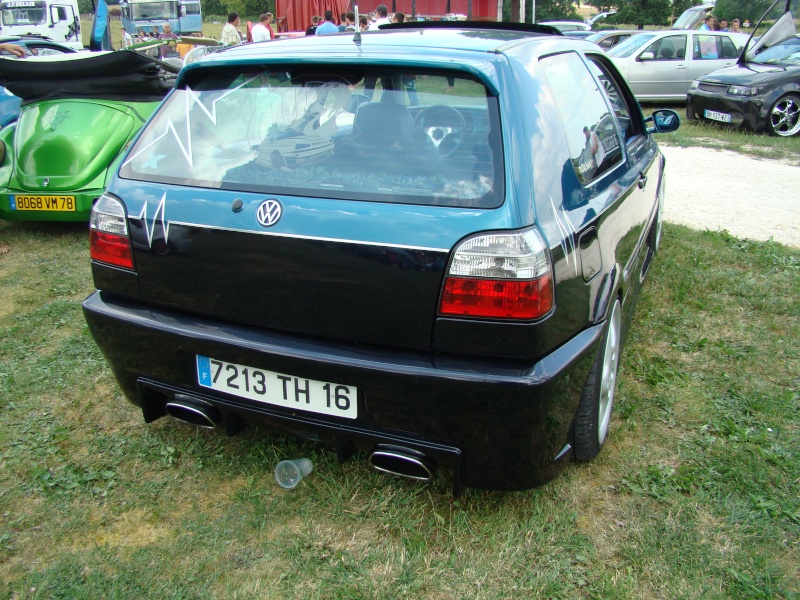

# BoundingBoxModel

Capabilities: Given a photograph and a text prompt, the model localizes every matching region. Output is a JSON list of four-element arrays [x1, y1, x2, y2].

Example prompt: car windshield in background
[[607, 33, 657, 58], [752, 35, 800, 65], [121, 68, 503, 208]]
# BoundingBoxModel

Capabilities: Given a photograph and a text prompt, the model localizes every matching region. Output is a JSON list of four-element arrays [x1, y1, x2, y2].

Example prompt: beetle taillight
[[439, 228, 553, 320], [89, 193, 134, 270]]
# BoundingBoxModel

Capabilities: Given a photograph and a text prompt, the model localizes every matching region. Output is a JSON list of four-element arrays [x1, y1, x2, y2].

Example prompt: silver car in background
[[607, 30, 749, 101]]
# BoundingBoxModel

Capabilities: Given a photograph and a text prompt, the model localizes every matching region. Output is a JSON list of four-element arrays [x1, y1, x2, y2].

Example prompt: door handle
[[638, 172, 648, 190]]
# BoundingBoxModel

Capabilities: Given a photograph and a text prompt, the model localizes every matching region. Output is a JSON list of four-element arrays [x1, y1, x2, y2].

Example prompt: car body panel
[[83, 28, 672, 491]]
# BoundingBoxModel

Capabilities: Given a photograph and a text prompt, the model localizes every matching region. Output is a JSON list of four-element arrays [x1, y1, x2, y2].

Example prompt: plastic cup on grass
[[274, 458, 313, 489]]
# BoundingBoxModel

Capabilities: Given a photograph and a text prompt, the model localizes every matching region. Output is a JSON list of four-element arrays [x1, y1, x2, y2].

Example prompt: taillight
[[439, 228, 553, 320], [90, 193, 133, 270]]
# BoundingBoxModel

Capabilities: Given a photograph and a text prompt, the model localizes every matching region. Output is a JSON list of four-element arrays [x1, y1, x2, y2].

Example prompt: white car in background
[[607, 30, 749, 101]]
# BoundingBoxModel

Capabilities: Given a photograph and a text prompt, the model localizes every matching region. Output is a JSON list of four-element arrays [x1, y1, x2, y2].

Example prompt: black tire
[[574, 298, 622, 462], [768, 93, 800, 137]]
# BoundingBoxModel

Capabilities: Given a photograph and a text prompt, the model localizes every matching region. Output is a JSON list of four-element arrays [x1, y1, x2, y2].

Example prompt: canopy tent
[[275, 0, 352, 33]]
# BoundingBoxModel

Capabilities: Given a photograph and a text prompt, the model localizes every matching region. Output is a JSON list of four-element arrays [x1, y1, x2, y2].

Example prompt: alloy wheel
[[769, 94, 800, 137]]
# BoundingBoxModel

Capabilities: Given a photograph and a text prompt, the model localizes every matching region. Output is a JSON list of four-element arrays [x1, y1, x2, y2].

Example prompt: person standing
[[368, 5, 390, 30], [158, 23, 180, 58], [220, 12, 242, 46], [251, 13, 272, 42], [315, 10, 339, 35], [699, 15, 716, 31], [718, 18, 729, 31], [731, 18, 742, 33], [121, 26, 133, 48], [305, 16, 320, 35], [343, 11, 356, 31]]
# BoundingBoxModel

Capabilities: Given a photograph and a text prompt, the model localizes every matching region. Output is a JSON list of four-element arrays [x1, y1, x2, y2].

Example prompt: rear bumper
[[83, 291, 601, 491]]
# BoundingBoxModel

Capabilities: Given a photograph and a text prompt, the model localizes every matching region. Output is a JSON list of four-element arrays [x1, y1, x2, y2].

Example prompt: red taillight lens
[[89, 193, 133, 270], [90, 230, 134, 269], [439, 227, 553, 321], [440, 274, 553, 319]]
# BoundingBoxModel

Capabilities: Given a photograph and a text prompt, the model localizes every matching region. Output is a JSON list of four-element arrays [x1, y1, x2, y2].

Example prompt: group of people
[[699, 15, 744, 33], [304, 5, 406, 36]]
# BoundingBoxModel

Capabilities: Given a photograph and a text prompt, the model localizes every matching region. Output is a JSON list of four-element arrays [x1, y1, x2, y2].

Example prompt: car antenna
[[352, 3, 362, 46]]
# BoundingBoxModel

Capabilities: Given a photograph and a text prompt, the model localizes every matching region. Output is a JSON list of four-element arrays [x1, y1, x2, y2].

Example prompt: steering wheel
[[414, 105, 466, 158]]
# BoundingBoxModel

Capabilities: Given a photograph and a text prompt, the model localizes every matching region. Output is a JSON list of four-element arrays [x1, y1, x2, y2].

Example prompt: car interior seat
[[659, 46, 674, 59], [347, 101, 442, 175], [675, 47, 685, 59]]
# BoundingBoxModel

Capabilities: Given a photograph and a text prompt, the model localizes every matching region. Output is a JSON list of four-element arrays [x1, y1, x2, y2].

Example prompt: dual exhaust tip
[[165, 397, 436, 483]]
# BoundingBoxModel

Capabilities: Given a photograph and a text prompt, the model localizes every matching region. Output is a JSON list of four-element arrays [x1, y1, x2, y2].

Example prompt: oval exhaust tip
[[369, 445, 435, 482], [165, 401, 220, 429]]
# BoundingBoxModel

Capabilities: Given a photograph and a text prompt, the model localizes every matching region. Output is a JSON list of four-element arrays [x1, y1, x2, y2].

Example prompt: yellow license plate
[[11, 195, 77, 212]]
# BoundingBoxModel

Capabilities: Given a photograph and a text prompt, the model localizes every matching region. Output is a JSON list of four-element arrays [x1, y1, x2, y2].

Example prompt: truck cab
[[0, 0, 82, 50]]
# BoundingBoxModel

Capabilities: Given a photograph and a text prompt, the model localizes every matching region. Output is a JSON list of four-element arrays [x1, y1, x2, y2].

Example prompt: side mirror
[[639, 51, 655, 61], [646, 109, 680, 134]]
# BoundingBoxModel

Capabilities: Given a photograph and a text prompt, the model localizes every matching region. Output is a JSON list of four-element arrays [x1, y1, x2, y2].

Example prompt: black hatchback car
[[686, 1, 800, 137], [83, 22, 679, 494]]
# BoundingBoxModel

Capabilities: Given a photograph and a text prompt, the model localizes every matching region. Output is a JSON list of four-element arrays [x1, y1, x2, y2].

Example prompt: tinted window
[[693, 34, 735, 59], [644, 34, 687, 60], [120, 69, 504, 208], [540, 52, 622, 185]]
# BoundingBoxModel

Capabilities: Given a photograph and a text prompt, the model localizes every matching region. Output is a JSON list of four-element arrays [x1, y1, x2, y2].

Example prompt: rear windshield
[[120, 67, 504, 208]]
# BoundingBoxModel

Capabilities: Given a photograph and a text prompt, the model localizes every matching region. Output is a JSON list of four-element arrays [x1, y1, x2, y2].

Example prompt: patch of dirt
[[660, 145, 800, 248]]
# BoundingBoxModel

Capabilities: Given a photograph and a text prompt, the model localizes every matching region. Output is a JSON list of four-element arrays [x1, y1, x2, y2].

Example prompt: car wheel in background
[[768, 93, 800, 137], [573, 298, 622, 461]]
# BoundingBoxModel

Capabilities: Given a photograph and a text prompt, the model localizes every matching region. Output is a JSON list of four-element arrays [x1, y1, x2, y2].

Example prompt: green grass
[[1, 216, 798, 597]]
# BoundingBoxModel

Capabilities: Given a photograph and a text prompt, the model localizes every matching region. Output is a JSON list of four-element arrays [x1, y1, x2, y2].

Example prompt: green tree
[[609, 0, 673, 29], [527, 0, 580, 21], [713, 0, 798, 23]]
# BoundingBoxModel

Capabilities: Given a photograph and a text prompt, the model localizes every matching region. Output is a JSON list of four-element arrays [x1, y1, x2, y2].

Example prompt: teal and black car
[[0, 50, 179, 222], [83, 22, 679, 494]]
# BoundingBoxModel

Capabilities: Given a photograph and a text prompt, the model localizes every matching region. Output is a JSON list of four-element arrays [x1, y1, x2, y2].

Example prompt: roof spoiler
[[377, 21, 563, 36]]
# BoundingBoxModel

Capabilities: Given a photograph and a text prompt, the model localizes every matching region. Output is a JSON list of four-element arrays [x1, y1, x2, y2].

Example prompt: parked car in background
[[538, 20, 590, 32], [607, 30, 749, 101], [82, 22, 679, 494], [0, 51, 179, 222], [563, 30, 596, 40], [687, 1, 800, 136], [586, 29, 642, 51], [0, 34, 78, 57]]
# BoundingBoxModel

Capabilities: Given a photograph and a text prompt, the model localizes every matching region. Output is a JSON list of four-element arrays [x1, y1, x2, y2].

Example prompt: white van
[[0, 0, 83, 50]]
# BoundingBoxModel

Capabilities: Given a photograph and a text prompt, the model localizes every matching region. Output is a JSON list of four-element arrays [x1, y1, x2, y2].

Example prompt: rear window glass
[[120, 68, 504, 208]]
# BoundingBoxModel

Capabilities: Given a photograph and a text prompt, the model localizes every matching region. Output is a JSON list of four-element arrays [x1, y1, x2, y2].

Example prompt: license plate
[[196, 355, 357, 419], [704, 109, 732, 123], [10, 195, 77, 211]]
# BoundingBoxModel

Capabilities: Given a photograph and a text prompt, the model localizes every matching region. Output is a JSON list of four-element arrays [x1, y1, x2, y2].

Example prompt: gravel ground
[[660, 145, 800, 249]]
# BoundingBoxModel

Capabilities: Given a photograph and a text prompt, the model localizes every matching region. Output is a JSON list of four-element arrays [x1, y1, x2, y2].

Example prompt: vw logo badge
[[256, 199, 282, 228], [43, 178, 50, 187]]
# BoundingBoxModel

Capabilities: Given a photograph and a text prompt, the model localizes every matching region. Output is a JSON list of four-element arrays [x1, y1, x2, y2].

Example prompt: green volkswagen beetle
[[0, 50, 179, 222]]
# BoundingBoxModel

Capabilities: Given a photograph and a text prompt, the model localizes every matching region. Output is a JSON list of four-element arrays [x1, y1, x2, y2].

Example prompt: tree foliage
[[713, 0, 799, 23], [503, 0, 578, 22], [608, 0, 673, 29]]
